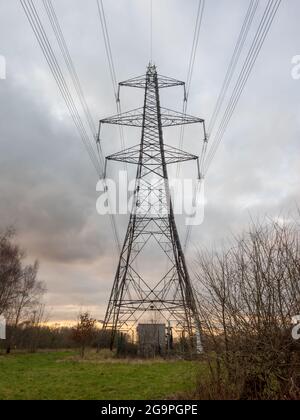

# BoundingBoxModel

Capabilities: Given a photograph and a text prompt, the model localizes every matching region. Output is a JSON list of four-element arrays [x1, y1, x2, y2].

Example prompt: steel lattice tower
[[99, 64, 206, 349]]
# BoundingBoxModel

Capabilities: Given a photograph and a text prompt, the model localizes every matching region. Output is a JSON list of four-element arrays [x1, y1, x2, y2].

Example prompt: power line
[[176, 0, 205, 179], [186, 0, 206, 97], [184, 178, 204, 252], [21, 0, 121, 252], [184, 0, 281, 253], [96, 0, 126, 159], [204, 0, 282, 174], [43, 0, 98, 142], [208, 0, 260, 135], [185, 0, 259, 252], [179, 0, 206, 252], [20, 0, 102, 177], [44, 0, 120, 253], [46, 0, 120, 253], [96, 0, 118, 98], [95, 0, 127, 251]]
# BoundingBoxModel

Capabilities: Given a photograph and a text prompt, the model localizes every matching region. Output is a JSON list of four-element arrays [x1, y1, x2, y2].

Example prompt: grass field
[[0, 351, 202, 400]]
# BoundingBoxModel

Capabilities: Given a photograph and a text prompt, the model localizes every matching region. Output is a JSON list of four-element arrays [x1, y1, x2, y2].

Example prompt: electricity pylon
[[99, 64, 206, 350]]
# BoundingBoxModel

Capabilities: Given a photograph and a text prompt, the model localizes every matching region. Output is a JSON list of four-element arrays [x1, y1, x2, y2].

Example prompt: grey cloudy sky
[[0, 0, 299, 322]]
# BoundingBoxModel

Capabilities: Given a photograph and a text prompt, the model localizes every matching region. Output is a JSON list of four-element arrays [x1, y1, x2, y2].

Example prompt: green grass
[[0, 351, 203, 400]]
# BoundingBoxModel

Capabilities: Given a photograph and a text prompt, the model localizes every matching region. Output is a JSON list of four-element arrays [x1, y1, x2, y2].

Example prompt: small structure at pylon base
[[137, 324, 166, 358]]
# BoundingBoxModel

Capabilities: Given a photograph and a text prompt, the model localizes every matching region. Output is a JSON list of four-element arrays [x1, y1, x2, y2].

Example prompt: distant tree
[[0, 228, 22, 316], [0, 227, 46, 354], [9, 262, 45, 327], [27, 304, 47, 353], [72, 312, 97, 358]]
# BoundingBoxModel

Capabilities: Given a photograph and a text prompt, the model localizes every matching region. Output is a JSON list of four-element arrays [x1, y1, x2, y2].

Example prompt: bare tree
[[0, 228, 22, 316], [72, 312, 97, 358], [0, 228, 46, 354], [196, 218, 300, 400], [27, 304, 47, 353], [8, 262, 46, 327]]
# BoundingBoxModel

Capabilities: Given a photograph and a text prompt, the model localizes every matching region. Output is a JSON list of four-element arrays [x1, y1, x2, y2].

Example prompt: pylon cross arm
[[106, 143, 198, 166], [119, 74, 185, 90], [101, 107, 203, 128]]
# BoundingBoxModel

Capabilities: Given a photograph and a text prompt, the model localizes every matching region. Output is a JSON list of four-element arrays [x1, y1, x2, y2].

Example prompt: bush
[[195, 218, 300, 400]]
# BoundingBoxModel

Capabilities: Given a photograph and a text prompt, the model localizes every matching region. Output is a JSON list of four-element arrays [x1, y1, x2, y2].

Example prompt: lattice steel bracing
[[100, 64, 206, 350]]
